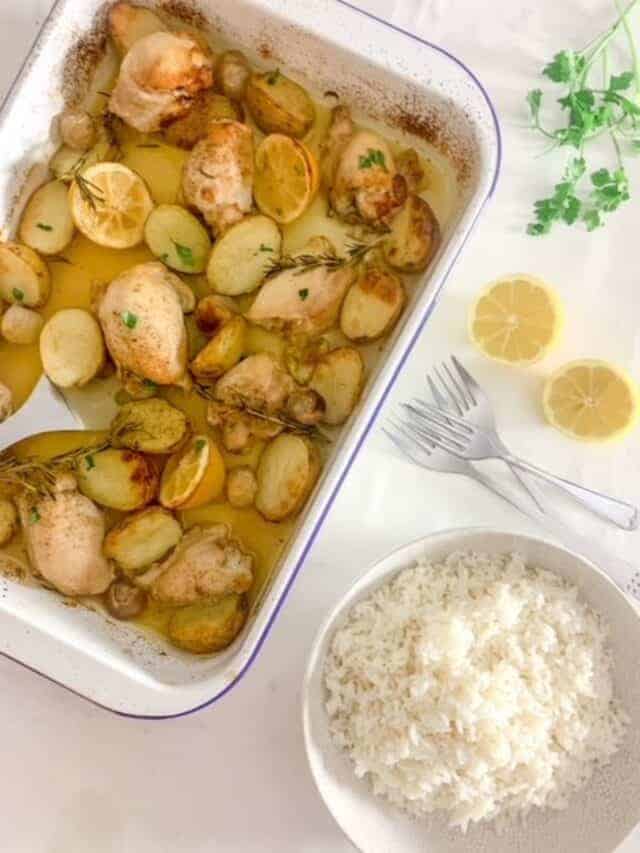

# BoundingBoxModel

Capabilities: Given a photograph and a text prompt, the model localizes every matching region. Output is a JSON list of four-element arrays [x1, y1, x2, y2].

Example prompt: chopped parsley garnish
[[121, 311, 138, 329], [298, 288, 309, 301], [29, 507, 41, 525], [195, 438, 207, 453], [160, 253, 169, 263], [85, 455, 96, 471], [358, 148, 387, 170], [36, 223, 53, 231], [266, 69, 281, 85], [173, 241, 195, 267], [258, 244, 274, 252], [143, 378, 158, 391], [12, 288, 24, 302]]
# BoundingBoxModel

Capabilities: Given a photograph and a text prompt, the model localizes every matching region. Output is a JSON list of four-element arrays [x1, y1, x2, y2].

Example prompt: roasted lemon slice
[[469, 274, 563, 365], [543, 360, 639, 442], [69, 162, 154, 249], [254, 134, 319, 224], [160, 435, 226, 509]]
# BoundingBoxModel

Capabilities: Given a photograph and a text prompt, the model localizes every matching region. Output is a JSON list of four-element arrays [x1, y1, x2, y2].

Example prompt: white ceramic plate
[[302, 528, 640, 853]]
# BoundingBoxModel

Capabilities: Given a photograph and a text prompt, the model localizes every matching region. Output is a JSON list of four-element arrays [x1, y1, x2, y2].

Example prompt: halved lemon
[[159, 434, 226, 509], [69, 162, 154, 249], [469, 274, 563, 365], [254, 134, 319, 225], [543, 360, 639, 442]]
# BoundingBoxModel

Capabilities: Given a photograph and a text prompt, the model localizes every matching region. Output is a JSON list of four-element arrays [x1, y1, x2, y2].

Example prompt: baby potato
[[19, 180, 75, 255], [226, 466, 258, 508], [1, 305, 43, 345], [215, 50, 251, 101], [40, 308, 105, 388], [0, 383, 12, 422], [59, 109, 96, 152], [383, 194, 441, 273], [190, 315, 246, 381], [194, 294, 237, 336], [168, 594, 247, 653], [245, 70, 315, 138], [340, 267, 405, 342], [108, 2, 165, 56], [206, 215, 282, 296], [144, 205, 212, 275], [0, 242, 50, 307], [255, 433, 321, 521], [104, 506, 183, 574], [104, 579, 148, 620], [309, 347, 364, 426], [163, 90, 243, 149], [76, 448, 159, 511], [0, 499, 18, 546], [110, 398, 190, 454]]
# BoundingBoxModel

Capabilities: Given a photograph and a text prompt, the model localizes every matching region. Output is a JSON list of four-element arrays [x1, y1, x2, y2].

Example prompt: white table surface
[[1, 1, 639, 851]]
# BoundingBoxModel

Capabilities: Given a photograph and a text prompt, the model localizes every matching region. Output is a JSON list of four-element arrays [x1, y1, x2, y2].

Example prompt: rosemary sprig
[[74, 172, 105, 211], [265, 236, 386, 278], [0, 440, 110, 498]]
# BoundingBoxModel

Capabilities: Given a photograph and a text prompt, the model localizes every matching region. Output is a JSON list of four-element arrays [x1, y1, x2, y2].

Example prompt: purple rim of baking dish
[[0, 0, 502, 718]]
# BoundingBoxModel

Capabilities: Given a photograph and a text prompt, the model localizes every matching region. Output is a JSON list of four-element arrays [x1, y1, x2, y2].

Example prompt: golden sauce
[[0, 70, 458, 648]]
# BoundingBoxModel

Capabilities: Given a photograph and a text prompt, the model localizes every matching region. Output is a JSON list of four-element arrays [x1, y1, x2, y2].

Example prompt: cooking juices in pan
[[0, 3, 458, 655]]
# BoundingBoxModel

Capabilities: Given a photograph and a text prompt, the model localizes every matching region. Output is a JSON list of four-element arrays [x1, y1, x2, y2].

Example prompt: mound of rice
[[324, 551, 629, 833]]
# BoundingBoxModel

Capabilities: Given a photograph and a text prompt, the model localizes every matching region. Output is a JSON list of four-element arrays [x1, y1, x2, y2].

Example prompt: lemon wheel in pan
[[69, 162, 154, 249], [254, 134, 319, 224]]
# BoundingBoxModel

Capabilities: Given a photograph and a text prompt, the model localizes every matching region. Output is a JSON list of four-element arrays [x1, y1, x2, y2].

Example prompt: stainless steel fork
[[410, 356, 638, 531], [384, 414, 640, 602]]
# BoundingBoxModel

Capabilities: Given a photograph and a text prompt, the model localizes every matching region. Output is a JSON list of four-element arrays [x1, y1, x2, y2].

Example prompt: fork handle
[[504, 454, 638, 531]]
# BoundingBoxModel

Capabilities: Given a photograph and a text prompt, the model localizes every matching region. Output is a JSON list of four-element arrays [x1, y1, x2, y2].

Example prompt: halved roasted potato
[[255, 433, 321, 521], [1, 305, 43, 345], [108, 2, 165, 56], [340, 267, 405, 342], [383, 194, 440, 273], [168, 594, 247, 653], [245, 70, 315, 138], [190, 315, 246, 381], [215, 50, 251, 101], [206, 215, 282, 296], [144, 204, 211, 275], [110, 398, 190, 454], [40, 309, 105, 388], [309, 346, 364, 425], [19, 180, 75, 255], [163, 91, 243, 149], [76, 448, 159, 511], [104, 506, 183, 574], [194, 294, 237, 336], [0, 242, 50, 307]]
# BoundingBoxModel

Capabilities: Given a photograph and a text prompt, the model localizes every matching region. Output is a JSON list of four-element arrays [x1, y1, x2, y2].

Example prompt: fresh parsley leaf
[[266, 69, 280, 85], [172, 241, 195, 267], [298, 288, 309, 301], [195, 438, 207, 453], [12, 288, 24, 302], [36, 222, 53, 231], [526, 88, 543, 122], [29, 507, 41, 525], [358, 149, 387, 170], [121, 311, 138, 329], [85, 455, 96, 471], [258, 244, 274, 252], [143, 378, 158, 391], [609, 71, 634, 91], [543, 50, 585, 84]]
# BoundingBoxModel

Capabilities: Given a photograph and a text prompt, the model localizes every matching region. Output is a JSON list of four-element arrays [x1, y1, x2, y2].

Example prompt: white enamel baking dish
[[0, 0, 500, 717]]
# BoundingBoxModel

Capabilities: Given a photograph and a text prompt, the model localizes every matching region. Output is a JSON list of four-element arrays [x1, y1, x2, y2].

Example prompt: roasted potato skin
[[40, 308, 105, 388], [0, 499, 17, 546], [0, 242, 50, 308], [76, 448, 159, 511], [215, 50, 251, 101], [384, 194, 441, 273], [110, 398, 190, 454], [194, 295, 237, 336], [59, 110, 96, 152], [104, 505, 183, 574], [104, 579, 148, 620], [168, 594, 247, 653], [163, 91, 244, 149], [19, 180, 75, 256], [1, 305, 43, 345], [340, 267, 405, 342], [190, 315, 246, 381], [255, 433, 321, 521], [245, 71, 315, 138], [286, 389, 325, 425], [309, 346, 365, 426], [226, 466, 258, 508]]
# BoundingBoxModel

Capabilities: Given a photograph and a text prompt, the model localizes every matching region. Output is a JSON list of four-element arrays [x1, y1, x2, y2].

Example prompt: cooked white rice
[[323, 551, 629, 833]]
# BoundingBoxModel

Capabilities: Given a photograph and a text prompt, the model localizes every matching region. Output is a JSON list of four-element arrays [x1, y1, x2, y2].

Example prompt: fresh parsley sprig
[[527, 0, 640, 234]]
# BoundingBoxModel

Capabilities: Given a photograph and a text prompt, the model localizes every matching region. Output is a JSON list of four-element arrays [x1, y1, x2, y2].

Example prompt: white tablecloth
[[0, 1, 638, 850]]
